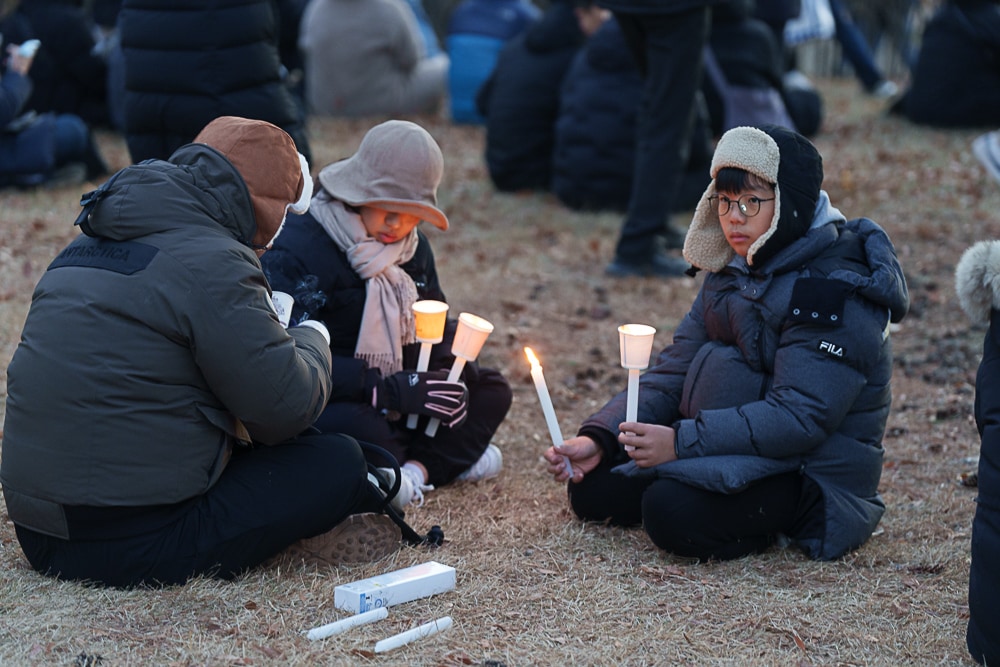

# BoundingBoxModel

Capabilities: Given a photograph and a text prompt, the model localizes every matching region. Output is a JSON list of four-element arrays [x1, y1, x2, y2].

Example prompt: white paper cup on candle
[[452, 312, 494, 361], [413, 300, 449, 344], [618, 323, 656, 369], [272, 291, 294, 328], [425, 312, 494, 437]]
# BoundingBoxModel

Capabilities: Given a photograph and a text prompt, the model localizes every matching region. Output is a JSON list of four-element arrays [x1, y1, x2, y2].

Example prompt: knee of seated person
[[291, 432, 366, 474], [54, 114, 90, 153]]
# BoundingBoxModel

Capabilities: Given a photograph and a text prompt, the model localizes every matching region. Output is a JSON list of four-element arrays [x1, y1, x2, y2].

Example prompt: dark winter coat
[[1, 143, 333, 540], [582, 201, 909, 560], [262, 211, 470, 402], [551, 18, 640, 211], [893, 0, 1000, 128], [955, 240, 1000, 665], [475, 2, 585, 191], [598, 0, 723, 13], [119, 0, 310, 163], [4, 0, 109, 126]]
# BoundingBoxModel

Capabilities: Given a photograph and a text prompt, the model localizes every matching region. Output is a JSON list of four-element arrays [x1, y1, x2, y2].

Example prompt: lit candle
[[524, 347, 573, 477], [407, 300, 449, 429], [618, 324, 657, 451]]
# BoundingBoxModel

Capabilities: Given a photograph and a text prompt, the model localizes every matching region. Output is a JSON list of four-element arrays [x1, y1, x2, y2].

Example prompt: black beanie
[[750, 124, 824, 266]]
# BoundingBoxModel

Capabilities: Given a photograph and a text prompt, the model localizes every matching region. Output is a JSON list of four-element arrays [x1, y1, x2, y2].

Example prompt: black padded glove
[[373, 370, 469, 429]]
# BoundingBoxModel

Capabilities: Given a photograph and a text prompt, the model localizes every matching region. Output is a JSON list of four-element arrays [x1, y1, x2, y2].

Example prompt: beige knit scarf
[[310, 190, 418, 376]]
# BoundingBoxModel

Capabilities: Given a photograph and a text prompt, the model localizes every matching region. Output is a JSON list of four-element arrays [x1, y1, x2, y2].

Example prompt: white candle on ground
[[374, 616, 453, 653], [524, 347, 573, 477], [306, 607, 388, 641]]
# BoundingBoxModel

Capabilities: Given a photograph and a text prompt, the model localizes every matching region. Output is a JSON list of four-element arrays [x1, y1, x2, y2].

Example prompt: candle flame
[[524, 346, 540, 367]]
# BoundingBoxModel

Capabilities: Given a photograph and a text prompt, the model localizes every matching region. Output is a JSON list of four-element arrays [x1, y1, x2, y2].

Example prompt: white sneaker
[[378, 466, 434, 512], [870, 80, 898, 100], [456, 444, 503, 483], [973, 130, 1000, 186]]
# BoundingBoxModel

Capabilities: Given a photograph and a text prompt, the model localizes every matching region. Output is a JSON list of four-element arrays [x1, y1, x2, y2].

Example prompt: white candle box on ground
[[334, 561, 456, 614]]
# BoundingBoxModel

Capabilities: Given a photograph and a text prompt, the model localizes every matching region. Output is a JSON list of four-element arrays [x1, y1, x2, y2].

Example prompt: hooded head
[[316, 120, 448, 231], [193, 116, 312, 251], [683, 124, 824, 271]]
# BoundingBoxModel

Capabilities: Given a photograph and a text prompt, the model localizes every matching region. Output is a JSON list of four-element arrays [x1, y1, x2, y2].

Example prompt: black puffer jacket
[[262, 210, 470, 402], [5, 0, 110, 126], [956, 241, 1000, 665], [551, 18, 640, 211], [119, 0, 310, 163], [893, 0, 1000, 128], [475, 1, 585, 191]]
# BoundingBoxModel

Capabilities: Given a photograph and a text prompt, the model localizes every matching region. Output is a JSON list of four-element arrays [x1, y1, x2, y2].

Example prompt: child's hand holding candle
[[407, 300, 449, 429], [618, 324, 656, 451], [524, 347, 573, 477]]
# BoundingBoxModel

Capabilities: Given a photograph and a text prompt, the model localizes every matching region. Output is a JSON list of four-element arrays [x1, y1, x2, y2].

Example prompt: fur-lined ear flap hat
[[683, 124, 824, 271], [194, 116, 311, 249]]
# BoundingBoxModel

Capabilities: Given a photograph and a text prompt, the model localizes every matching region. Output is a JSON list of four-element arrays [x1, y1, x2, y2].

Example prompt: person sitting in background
[[956, 241, 1000, 667], [1, 37, 108, 188], [118, 0, 311, 164], [445, 0, 539, 124], [1, 117, 406, 588], [890, 0, 1000, 128], [704, 0, 823, 138], [545, 125, 909, 562], [551, 16, 711, 213], [299, 0, 448, 118], [262, 120, 512, 511], [1, 0, 112, 128], [476, 0, 607, 192]]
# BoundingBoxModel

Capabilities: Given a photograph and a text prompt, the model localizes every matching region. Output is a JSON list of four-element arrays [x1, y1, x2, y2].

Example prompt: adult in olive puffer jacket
[[1, 117, 399, 587]]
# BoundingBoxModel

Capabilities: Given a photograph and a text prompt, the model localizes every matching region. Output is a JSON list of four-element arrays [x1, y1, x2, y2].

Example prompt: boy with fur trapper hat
[[545, 124, 909, 561], [955, 241, 1000, 665], [2, 117, 406, 587], [263, 120, 513, 512]]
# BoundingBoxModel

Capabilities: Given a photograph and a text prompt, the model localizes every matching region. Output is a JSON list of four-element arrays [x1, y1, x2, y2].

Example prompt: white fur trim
[[288, 153, 313, 214], [683, 127, 781, 270], [955, 240, 1000, 324]]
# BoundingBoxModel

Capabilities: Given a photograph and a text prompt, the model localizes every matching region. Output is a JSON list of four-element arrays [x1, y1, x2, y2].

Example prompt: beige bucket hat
[[317, 120, 449, 231]]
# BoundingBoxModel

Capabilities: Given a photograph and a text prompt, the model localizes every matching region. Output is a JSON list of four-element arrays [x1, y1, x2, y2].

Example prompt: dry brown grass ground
[[1, 78, 998, 666]]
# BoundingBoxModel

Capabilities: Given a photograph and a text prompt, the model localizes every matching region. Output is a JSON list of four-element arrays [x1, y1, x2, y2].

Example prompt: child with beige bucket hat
[[263, 120, 512, 512]]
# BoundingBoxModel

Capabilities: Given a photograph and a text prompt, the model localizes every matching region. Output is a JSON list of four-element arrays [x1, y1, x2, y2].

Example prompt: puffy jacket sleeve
[[0, 71, 32, 126], [189, 249, 332, 445]]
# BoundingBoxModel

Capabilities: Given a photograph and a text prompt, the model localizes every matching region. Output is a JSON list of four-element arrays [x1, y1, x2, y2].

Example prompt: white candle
[[619, 324, 656, 452], [405, 342, 434, 430], [423, 358, 466, 437], [408, 300, 449, 430], [374, 616, 453, 653], [425, 312, 493, 437], [626, 368, 640, 423], [306, 607, 388, 641], [524, 347, 572, 477]]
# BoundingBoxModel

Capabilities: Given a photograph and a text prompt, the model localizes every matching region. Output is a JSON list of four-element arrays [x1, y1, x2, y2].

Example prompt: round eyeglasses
[[708, 194, 776, 217]]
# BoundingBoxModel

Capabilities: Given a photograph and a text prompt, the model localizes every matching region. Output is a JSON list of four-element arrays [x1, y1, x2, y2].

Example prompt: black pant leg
[[14, 432, 374, 587], [613, 7, 712, 261], [641, 471, 808, 561]]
